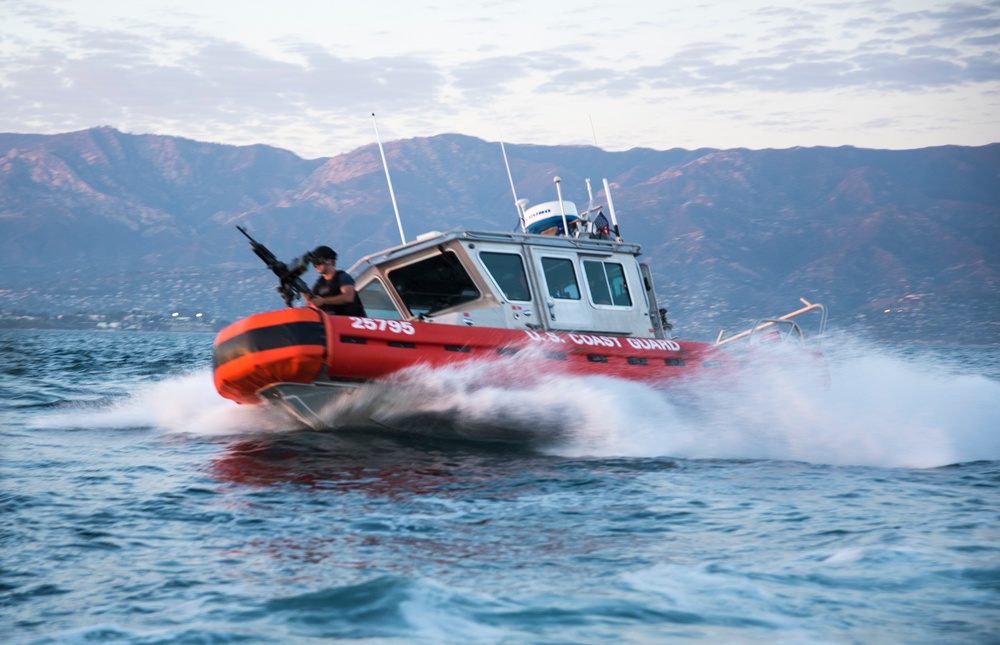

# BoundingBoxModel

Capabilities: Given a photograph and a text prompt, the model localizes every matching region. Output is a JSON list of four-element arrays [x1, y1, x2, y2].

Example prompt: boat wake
[[28, 370, 292, 437], [35, 337, 1000, 468], [311, 337, 1000, 468]]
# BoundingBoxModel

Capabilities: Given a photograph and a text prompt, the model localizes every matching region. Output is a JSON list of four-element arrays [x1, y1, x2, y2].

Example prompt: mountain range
[[1, 127, 997, 343]]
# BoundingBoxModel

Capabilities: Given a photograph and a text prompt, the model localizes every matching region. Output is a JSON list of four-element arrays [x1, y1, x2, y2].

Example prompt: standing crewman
[[304, 245, 366, 316]]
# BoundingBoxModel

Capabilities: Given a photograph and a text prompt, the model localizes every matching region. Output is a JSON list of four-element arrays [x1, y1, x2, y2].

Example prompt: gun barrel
[[235, 225, 312, 306]]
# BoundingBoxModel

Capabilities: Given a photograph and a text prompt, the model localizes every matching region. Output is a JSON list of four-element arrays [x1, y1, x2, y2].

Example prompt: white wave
[[31, 337, 1000, 467], [312, 337, 1000, 468], [30, 369, 294, 436]]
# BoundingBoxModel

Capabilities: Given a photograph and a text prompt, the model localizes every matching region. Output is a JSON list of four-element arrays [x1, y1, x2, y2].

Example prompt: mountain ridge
[[1, 127, 997, 342]]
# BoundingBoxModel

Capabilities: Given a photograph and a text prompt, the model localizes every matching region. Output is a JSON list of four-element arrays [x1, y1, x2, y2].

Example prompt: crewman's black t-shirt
[[312, 271, 366, 316]]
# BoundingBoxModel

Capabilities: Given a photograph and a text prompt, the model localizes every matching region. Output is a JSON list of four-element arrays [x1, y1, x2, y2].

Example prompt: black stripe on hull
[[213, 321, 326, 368]]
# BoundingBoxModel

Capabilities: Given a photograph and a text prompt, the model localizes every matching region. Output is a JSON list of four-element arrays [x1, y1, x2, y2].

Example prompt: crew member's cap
[[312, 245, 337, 262]]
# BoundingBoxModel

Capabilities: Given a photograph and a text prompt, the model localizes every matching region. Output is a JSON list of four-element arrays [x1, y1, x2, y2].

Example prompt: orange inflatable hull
[[213, 309, 731, 405]]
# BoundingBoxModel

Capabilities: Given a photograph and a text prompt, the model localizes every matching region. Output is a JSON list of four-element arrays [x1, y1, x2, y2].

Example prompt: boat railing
[[745, 319, 806, 346], [459, 230, 641, 254], [353, 229, 643, 272], [715, 299, 827, 347]]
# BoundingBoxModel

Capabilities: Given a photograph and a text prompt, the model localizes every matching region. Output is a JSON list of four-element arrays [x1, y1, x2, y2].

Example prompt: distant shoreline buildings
[[0, 309, 227, 333]]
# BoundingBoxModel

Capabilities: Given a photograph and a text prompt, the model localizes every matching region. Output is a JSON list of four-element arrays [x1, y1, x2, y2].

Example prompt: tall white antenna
[[590, 115, 622, 241], [554, 176, 570, 236], [492, 101, 525, 232], [372, 113, 406, 245], [602, 177, 621, 241]]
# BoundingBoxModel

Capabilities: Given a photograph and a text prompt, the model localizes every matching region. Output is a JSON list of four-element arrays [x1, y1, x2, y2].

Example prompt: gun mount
[[237, 226, 314, 307]]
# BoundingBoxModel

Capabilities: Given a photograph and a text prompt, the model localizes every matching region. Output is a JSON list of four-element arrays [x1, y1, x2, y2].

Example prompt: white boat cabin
[[348, 206, 670, 339]]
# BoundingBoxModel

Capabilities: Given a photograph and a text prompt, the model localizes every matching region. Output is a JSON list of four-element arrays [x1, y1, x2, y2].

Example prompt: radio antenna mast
[[590, 116, 622, 241], [493, 101, 526, 232], [372, 113, 406, 245]]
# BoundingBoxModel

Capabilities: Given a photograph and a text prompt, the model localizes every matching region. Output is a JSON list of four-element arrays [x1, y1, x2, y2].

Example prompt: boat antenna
[[372, 112, 406, 245], [603, 177, 622, 241], [590, 116, 622, 241], [554, 176, 571, 236], [492, 100, 525, 232], [585, 178, 595, 216]]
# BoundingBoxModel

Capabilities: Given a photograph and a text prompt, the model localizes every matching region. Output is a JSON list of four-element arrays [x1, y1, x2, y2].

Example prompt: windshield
[[388, 251, 481, 316]]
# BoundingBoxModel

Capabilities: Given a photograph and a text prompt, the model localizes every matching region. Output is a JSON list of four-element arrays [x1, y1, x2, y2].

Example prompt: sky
[[1, 0, 998, 159]]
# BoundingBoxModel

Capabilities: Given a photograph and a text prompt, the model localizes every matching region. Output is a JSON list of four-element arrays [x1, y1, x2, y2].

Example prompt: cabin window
[[541, 257, 580, 300], [480, 251, 531, 302], [387, 251, 480, 316], [357, 279, 402, 320], [583, 260, 632, 307]]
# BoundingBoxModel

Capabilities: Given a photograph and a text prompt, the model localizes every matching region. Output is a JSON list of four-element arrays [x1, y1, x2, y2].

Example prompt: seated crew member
[[304, 245, 366, 316]]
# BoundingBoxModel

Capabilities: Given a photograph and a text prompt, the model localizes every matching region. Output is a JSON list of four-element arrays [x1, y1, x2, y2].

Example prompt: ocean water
[[2, 328, 999, 644]]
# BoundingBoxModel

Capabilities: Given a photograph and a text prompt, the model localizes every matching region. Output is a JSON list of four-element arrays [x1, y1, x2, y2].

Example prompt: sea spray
[[317, 351, 578, 445], [316, 336, 1000, 467], [30, 335, 1000, 468], [29, 369, 293, 436]]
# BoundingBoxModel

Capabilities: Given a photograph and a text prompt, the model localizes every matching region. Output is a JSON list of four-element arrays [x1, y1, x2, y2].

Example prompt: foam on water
[[36, 336, 1000, 468], [311, 336, 1000, 467], [29, 369, 294, 436]]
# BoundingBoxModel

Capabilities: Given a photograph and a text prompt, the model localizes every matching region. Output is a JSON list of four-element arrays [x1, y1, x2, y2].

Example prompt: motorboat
[[213, 157, 826, 430]]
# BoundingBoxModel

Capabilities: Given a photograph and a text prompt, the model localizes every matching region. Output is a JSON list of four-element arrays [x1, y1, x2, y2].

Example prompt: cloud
[[451, 56, 536, 94], [628, 1, 1000, 94], [0, 23, 447, 136], [962, 33, 1000, 45], [895, 2, 1000, 37], [862, 116, 899, 129], [0, 0, 996, 155], [5, 2, 996, 107], [962, 52, 1000, 83]]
